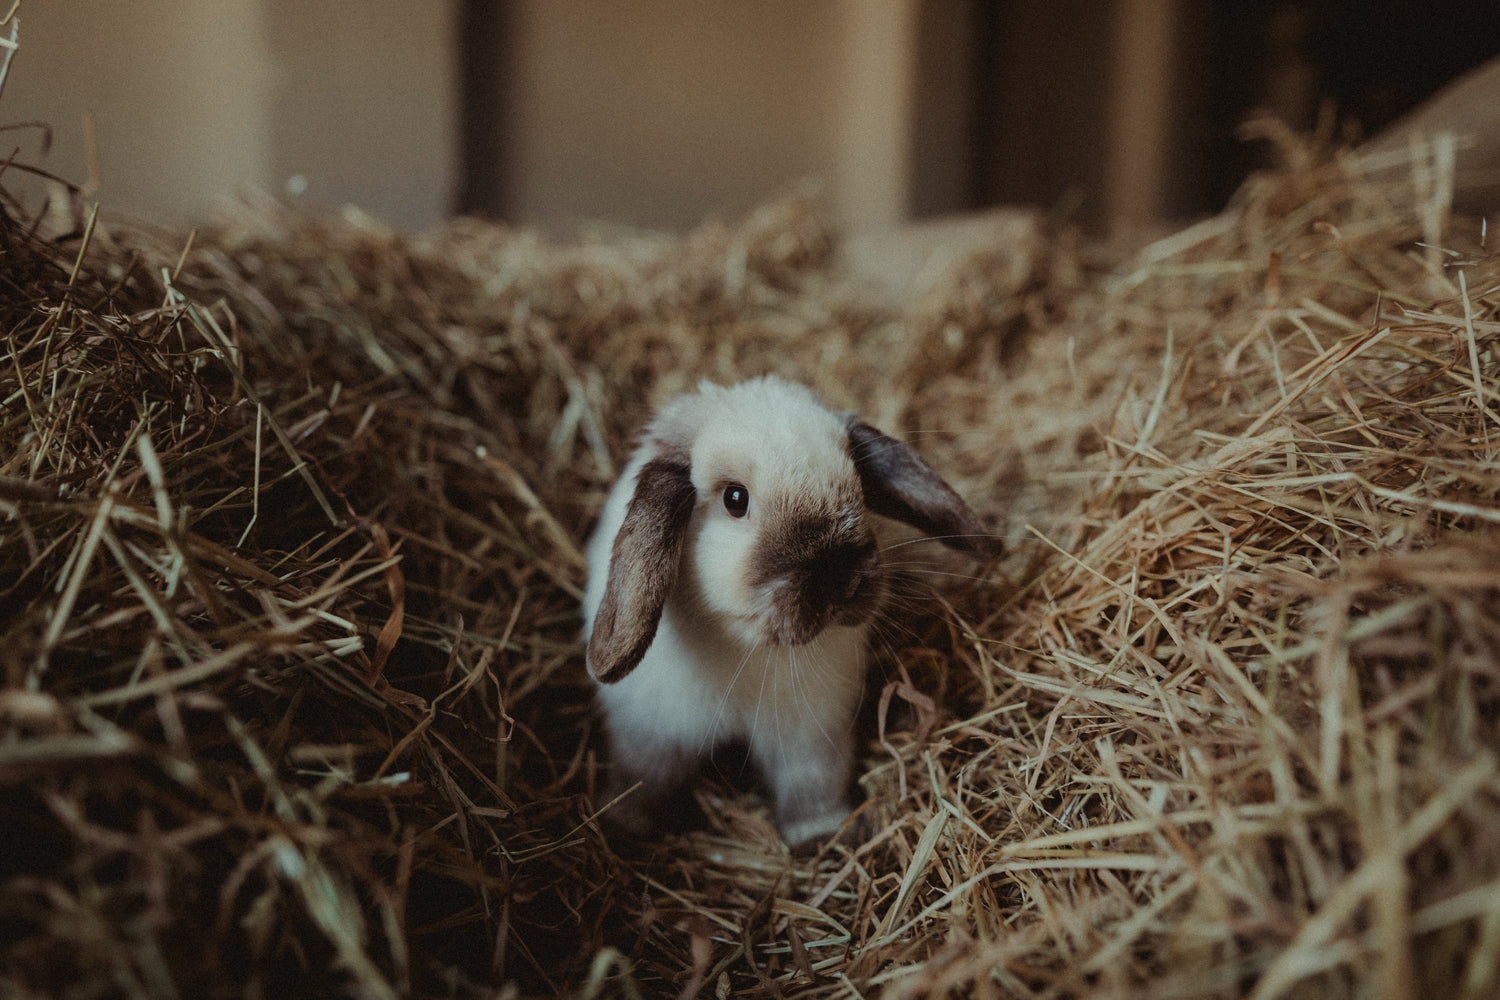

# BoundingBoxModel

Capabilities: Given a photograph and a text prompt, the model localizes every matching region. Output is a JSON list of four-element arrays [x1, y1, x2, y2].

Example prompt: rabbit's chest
[[667, 614, 868, 734]]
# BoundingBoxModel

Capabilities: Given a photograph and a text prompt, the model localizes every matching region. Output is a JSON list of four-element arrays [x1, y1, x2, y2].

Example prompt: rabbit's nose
[[808, 542, 876, 606]]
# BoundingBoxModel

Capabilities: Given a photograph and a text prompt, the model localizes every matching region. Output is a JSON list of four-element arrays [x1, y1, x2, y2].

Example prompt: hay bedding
[[3, 114, 1500, 1000]]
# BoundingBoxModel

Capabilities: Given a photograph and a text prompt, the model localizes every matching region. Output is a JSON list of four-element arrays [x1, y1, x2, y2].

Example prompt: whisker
[[892, 567, 997, 585], [790, 643, 841, 751], [703, 640, 761, 757], [880, 533, 1003, 554], [751, 646, 775, 769]]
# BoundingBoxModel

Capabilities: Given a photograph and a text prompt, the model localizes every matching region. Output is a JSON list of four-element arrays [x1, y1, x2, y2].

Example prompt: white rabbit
[[582, 376, 996, 848]]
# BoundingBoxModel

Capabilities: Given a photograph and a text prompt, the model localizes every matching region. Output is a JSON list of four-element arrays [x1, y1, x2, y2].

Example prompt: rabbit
[[582, 375, 997, 848]]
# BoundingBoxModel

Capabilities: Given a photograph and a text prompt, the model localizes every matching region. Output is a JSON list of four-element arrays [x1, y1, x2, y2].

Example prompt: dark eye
[[722, 484, 749, 518]]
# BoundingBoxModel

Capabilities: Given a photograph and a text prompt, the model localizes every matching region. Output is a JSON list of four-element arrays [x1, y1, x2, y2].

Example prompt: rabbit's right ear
[[587, 452, 696, 683]]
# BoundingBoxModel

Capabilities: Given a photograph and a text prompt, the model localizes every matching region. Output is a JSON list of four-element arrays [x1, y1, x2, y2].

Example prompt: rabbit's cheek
[[690, 519, 764, 614]]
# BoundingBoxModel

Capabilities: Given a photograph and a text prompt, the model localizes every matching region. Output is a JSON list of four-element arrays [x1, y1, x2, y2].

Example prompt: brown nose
[[808, 542, 878, 611]]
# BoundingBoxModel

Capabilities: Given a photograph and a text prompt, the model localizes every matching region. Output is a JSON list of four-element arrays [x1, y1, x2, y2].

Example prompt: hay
[[4, 111, 1500, 999]]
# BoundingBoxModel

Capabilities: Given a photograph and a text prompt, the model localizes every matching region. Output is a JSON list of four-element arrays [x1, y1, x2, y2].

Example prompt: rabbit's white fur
[[583, 376, 993, 847]]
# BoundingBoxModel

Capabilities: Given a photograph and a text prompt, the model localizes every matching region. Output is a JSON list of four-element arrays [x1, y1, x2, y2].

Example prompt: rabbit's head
[[586, 376, 996, 683]]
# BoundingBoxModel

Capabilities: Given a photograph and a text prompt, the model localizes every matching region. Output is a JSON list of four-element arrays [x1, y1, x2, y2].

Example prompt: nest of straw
[[4, 123, 1500, 999]]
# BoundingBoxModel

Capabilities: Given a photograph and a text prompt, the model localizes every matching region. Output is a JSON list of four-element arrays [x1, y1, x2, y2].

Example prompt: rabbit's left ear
[[847, 420, 1000, 558], [587, 452, 697, 683]]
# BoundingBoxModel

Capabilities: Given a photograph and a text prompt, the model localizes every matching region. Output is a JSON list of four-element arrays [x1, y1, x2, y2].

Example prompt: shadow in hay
[[0, 193, 618, 995]]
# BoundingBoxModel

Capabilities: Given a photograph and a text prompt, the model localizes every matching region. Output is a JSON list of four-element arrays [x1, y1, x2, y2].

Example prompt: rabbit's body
[[582, 376, 994, 847], [590, 588, 868, 845]]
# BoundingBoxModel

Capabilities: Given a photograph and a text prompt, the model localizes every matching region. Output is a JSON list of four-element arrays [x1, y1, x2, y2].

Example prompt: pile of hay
[[4, 122, 1500, 999]]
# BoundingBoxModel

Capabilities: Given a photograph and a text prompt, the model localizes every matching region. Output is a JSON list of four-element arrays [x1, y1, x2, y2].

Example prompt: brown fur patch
[[753, 492, 881, 645]]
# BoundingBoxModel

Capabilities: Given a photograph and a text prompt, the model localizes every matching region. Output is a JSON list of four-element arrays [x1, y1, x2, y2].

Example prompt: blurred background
[[3, 0, 1498, 238]]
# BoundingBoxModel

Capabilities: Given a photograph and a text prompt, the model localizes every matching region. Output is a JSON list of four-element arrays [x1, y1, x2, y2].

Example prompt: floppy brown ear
[[847, 420, 1000, 558], [587, 453, 697, 683]]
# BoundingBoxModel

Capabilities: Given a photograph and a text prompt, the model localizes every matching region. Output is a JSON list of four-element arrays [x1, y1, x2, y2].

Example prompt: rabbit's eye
[[722, 484, 749, 518]]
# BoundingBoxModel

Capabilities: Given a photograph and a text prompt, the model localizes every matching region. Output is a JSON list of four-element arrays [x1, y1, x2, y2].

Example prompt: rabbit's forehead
[[693, 411, 856, 501]]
